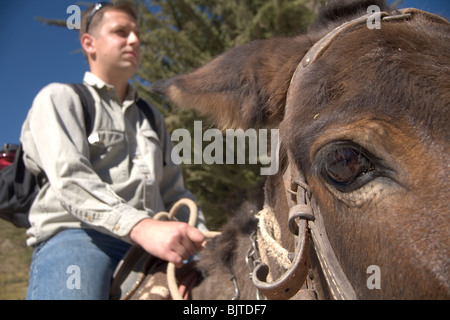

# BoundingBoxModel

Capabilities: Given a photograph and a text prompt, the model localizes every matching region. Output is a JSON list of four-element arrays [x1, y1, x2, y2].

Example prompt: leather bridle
[[249, 8, 449, 300]]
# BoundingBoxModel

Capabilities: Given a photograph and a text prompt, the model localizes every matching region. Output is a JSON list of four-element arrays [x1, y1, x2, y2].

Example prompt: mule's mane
[[196, 203, 258, 277]]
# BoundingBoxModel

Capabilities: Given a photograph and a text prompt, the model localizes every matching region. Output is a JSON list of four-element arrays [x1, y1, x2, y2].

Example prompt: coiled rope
[[162, 198, 220, 300], [256, 205, 291, 275]]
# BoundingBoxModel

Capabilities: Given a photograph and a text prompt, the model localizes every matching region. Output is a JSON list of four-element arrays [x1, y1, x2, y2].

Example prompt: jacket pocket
[[88, 130, 128, 183], [88, 130, 125, 149]]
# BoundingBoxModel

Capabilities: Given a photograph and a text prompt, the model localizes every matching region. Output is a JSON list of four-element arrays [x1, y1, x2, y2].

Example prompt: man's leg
[[26, 228, 131, 300]]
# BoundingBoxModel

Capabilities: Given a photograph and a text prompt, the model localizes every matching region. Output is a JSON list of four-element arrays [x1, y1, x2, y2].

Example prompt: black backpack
[[0, 83, 159, 228]]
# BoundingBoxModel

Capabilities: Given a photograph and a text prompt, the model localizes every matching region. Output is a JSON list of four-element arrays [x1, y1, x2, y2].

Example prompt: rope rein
[[162, 198, 220, 300], [256, 206, 291, 271]]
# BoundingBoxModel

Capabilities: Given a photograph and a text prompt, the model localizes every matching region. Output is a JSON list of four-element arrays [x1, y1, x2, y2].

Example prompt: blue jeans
[[26, 228, 131, 300]]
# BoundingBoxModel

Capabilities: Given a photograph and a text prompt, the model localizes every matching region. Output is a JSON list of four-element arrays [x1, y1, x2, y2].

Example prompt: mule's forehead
[[282, 17, 450, 154]]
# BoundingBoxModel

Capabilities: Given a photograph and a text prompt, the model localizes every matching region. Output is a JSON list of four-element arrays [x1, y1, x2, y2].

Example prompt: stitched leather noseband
[[250, 8, 449, 300]]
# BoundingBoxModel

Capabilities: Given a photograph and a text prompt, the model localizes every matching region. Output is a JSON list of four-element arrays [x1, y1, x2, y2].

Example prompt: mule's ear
[[151, 35, 312, 130]]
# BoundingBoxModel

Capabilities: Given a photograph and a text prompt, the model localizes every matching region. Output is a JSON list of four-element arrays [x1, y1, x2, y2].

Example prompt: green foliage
[[130, 0, 323, 229]]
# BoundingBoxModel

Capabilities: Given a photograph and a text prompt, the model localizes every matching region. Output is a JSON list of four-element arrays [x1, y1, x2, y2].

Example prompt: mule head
[[282, 9, 450, 299], [151, 0, 449, 299]]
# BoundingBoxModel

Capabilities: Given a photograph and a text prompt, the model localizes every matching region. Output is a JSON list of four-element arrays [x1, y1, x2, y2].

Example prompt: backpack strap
[[135, 98, 166, 166], [68, 83, 96, 136], [136, 98, 158, 135]]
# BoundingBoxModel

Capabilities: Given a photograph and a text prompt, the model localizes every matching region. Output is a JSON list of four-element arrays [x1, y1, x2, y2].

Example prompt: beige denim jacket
[[21, 72, 204, 246]]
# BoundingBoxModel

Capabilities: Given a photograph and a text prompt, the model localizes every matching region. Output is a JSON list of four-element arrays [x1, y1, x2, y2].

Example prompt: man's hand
[[129, 218, 205, 267]]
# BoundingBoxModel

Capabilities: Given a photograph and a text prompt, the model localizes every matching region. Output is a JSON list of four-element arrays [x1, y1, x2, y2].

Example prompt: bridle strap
[[252, 218, 310, 300], [287, 160, 357, 300], [252, 163, 311, 300], [309, 196, 358, 299], [300, 8, 449, 71]]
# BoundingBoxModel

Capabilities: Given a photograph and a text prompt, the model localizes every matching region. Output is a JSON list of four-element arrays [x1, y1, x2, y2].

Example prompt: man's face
[[91, 9, 141, 77]]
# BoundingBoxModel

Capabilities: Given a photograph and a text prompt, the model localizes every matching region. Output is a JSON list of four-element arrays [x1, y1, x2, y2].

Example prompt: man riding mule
[[138, 0, 449, 299], [21, 1, 207, 299]]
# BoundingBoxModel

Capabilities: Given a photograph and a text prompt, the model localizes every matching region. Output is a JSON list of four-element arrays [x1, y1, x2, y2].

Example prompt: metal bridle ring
[[288, 204, 314, 235]]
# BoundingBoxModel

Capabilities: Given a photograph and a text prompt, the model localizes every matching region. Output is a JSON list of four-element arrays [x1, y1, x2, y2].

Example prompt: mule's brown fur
[[150, 0, 449, 299]]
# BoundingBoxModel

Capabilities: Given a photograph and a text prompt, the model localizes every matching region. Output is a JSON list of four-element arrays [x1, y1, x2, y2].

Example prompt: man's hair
[[79, 1, 138, 38]]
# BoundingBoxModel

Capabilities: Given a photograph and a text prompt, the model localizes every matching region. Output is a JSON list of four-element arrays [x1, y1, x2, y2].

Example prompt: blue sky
[[0, 0, 449, 145]]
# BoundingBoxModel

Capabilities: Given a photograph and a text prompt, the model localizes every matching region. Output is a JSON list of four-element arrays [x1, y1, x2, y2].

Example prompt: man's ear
[[80, 33, 96, 57]]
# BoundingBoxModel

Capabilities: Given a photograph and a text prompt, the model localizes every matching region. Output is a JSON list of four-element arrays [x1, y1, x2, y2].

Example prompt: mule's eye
[[325, 148, 371, 183], [321, 144, 376, 192]]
